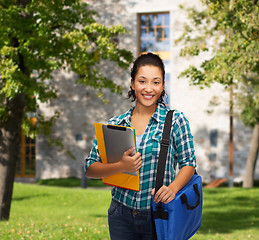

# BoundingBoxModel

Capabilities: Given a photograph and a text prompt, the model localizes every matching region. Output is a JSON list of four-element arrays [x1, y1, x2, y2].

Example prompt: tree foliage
[[177, 0, 259, 127], [0, 0, 133, 139], [177, 0, 259, 187]]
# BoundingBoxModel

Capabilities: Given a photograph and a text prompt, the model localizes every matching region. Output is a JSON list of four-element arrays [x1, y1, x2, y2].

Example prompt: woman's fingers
[[153, 185, 175, 204], [120, 148, 142, 172]]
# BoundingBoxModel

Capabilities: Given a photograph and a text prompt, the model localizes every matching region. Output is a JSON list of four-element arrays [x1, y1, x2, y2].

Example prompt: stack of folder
[[94, 123, 140, 191]]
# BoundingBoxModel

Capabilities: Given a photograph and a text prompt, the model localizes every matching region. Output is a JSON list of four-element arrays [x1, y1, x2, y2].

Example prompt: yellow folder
[[94, 123, 140, 191]]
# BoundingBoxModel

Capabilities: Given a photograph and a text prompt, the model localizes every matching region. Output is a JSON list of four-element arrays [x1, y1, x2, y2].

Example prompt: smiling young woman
[[85, 52, 196, 240]]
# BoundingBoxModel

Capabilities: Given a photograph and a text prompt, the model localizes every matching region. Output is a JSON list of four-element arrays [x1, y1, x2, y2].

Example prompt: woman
[[85, 52, 196, 240]]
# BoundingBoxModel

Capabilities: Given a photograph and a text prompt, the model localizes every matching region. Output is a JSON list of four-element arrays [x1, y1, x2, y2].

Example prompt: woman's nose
[[145, 83, 152, 92]]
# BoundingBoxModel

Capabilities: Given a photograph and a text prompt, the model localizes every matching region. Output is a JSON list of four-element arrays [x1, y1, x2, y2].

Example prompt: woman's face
[[131, 65, 164, 108]]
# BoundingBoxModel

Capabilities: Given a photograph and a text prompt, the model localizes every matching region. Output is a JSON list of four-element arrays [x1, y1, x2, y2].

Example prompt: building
[[15, 0, 259, 184]]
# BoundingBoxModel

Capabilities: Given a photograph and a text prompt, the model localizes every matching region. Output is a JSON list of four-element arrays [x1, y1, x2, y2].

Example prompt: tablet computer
[[102, 124, 138, 176]]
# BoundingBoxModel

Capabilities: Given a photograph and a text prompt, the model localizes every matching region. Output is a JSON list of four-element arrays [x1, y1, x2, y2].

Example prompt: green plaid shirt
[[85, 103, 196, 210]]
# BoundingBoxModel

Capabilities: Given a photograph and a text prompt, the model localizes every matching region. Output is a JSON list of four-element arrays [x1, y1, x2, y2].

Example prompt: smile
[[142, 94, 154, 100]]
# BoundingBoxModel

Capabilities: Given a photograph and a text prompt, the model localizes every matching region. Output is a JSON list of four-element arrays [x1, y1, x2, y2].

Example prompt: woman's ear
[[131, 79, 135, 91]]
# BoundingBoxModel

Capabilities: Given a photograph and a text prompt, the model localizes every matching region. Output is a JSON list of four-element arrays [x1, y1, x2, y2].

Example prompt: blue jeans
[[108, 199, 152, 240]]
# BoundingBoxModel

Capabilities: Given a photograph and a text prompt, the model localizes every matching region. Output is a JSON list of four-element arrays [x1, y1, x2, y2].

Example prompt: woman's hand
[[119, 147, 142, 173], [86, 147, 142, 179], [151, 186, 176, 204], [151, 166, 195, 204]]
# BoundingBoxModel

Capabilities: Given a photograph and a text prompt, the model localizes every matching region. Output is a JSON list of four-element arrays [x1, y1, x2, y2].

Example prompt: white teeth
[[143, 95, 153, 99]]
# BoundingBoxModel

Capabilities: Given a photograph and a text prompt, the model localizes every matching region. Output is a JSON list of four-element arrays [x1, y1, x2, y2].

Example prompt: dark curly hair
[[127, 52, 166, 103]]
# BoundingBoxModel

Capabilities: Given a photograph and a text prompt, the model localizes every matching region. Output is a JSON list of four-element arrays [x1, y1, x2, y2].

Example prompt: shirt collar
[[117, 103, 168, 126], [151, 103, 168, 124], [116, 106, 134, 126]]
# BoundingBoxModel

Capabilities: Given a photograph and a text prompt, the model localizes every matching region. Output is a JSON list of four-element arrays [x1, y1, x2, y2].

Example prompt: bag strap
[[154, 110, 174, 194], [180, 183, 201, 210]]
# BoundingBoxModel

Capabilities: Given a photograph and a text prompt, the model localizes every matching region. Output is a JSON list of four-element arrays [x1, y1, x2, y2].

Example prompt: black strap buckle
[[154, 203, 168, 220]]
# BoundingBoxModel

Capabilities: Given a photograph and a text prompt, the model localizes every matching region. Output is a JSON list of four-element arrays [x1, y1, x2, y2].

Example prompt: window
[[16, 118, 36, 178], [139, 13, 170, 53], [138, 12, 170, 106]]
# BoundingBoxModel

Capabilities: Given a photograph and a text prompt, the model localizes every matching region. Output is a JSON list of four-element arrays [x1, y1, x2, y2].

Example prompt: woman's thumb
[[126, 147, 135, 155], [151, 188, 155, 196]]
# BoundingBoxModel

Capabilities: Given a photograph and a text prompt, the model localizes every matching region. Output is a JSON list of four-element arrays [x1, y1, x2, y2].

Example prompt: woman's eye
[[154, 81, 160, 85]]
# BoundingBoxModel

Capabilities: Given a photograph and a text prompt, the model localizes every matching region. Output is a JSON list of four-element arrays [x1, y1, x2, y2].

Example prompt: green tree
[[176, 0, 259, 187], [0, 0, 133, 220]]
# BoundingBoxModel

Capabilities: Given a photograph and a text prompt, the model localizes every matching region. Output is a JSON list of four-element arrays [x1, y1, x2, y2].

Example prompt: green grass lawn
[[0, 183, 259, 239]]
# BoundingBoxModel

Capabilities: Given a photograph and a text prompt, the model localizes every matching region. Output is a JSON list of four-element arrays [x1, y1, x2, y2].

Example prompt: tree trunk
[[243, 123, 259, 188], [0, 93, 25, 220]]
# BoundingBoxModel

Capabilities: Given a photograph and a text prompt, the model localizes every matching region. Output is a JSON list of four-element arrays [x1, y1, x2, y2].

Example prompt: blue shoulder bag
[[151, 110, 203, 240]]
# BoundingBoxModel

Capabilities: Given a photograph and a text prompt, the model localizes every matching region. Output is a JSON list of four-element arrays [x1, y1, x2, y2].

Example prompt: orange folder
[[94, 123, 140, 191]]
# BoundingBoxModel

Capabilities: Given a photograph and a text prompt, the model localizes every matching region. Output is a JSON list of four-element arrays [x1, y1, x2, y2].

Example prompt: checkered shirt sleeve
[[84, 138, 101, 172]]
